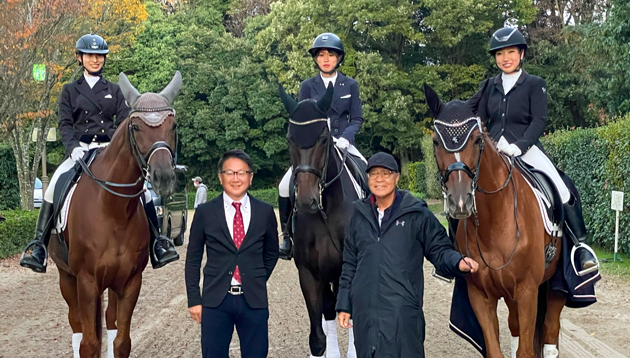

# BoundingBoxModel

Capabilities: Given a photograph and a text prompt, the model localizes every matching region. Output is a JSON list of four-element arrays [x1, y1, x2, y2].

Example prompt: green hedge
[[0, 210, 38, 259], [422, 135, 442, 199], [0, 145, 20, 210], [188, 188, 279, 208], [542, 115, 630, 254]]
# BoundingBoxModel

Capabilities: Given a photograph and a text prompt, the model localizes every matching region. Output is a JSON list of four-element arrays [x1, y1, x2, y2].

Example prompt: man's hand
[[189, 305, 202, 324], [458, 257, 479, 273], [335, 137, 350, 150], [71, 146, 88, 161], [338, 312, 352, 328]]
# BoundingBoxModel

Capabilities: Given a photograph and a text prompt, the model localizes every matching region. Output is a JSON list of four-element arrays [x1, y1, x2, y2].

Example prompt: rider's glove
[[71, 146, 88, 161], [499, 144, 522, 157], [335, 137, 350, 150]]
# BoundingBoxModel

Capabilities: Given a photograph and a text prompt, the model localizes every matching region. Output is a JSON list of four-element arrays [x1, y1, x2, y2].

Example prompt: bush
[[542, 115, 630, 253], [421, 135, 442, 199], [416, 162, 427, 195], [0, 145, 20, 210], [188, 188, 279, 208], [0, 210, 38, 259]]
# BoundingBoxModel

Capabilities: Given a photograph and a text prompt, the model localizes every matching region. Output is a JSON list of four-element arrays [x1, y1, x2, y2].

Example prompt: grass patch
[[593, 246, 630, 278], [426, 199, 448, 228]]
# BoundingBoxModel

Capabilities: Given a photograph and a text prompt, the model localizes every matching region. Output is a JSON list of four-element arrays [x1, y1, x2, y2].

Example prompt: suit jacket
[[467, 70, 548, 153], [298, 72, 363, 143], [185, 194, 279, 309], [58, 76, 129, 154]]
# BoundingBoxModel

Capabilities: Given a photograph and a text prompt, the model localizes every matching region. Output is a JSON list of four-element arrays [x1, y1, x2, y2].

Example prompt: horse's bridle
[[76, 116, 177, 199], [434, 117, 520, 270]]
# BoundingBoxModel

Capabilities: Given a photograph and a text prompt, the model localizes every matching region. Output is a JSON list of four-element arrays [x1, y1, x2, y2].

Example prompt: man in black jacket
[[185, 149, 279, 358], [336, 152, 479, 358]]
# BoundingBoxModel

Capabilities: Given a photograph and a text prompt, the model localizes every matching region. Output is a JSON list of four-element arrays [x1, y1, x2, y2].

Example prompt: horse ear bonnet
[[120, 71, 182, 127], [434, 100, 481, 152], [282, 85, 333, 149]]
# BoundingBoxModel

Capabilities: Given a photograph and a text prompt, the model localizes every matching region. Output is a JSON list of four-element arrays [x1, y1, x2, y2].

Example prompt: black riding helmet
[[308, 33, 345, 74], [76, 34, 109, 76], [488, 27, 527, 55]]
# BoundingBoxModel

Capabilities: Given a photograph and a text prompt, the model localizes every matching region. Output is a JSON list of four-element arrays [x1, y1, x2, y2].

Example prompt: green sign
[[32, 64, 46, 81]]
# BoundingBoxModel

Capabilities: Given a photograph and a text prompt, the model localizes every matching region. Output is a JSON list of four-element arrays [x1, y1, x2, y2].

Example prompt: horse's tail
[[534, 282, 548, 358]]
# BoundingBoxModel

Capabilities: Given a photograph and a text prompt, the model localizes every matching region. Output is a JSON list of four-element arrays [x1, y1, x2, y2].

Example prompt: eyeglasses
[[368, 170, 395, 179], [220, 170, 253, 178]]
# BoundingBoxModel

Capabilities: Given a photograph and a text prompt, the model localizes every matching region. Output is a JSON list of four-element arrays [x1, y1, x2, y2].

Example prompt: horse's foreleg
[[515, 283, 539, 358], [322, 285, 340, 358], [59, 269, 82, 358], [466, 284, 503, 358], [105, 289, 118, 358], [542, 290, 566, 358], [113, 273, 143, 358], [298, 269, 326, 358], [505, 298, 520, 358], [76, 274, 102, 358]]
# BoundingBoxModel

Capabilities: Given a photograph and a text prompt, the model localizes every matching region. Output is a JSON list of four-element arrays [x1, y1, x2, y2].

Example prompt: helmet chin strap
[[79, 54, 106, 77]]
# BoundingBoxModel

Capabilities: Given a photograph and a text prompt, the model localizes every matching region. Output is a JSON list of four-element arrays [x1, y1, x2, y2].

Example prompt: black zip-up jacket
[[336, 190, 466, 358], [468, 70, 548, 153]]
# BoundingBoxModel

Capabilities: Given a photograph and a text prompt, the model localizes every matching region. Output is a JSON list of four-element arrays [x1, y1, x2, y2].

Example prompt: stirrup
[[20, 240, 48, 272], [431, 267, 453, 283], [570, 244, 599, 277], [150, 235, 179, 269]]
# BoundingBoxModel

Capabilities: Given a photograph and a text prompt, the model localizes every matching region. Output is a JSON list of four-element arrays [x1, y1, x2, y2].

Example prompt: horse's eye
[[475, 137, 483, 146], [172, 123, 177, 130], [132, 124, 140, 131], [433, 139, 440, 147]]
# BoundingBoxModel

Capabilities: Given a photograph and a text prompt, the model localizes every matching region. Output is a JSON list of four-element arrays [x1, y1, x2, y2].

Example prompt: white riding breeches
[[278, 143, 366, 198], [44, 141, 113, 203], [520, 143, 571, 204]]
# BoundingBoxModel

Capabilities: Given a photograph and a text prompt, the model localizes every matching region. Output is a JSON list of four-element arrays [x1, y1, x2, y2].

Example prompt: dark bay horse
[[48, 72, 182, 358], [424, 84, 566, 358], [279, 85, 358, 358]]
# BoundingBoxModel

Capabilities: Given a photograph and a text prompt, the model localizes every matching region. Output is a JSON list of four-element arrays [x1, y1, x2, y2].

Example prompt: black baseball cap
[[366, 152, 399, 173]]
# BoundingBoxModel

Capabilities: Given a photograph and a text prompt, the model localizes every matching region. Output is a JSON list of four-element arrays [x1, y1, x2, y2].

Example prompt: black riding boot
[[563, 200, 598, 276], [145, 201, 179, 269], [20, 201, 55, 273], [278, 196, 293, 260]]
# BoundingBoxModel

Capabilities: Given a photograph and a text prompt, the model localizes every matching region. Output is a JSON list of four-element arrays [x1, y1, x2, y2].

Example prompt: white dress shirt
[[223, 192, 251, 285], [320, 71, 338, 89]]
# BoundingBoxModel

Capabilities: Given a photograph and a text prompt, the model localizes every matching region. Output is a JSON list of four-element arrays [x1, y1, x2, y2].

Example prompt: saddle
[[514, 157, 563, 227], [51, 148, 101, 265]]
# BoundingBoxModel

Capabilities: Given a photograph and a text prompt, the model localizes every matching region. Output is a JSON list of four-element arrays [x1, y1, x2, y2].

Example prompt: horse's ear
[[118, 72, 141, 107], [279, 84, 298, 116], [317, 83, 334, 113], [159, 71, 183, 105], [423, 83, 444, 117]]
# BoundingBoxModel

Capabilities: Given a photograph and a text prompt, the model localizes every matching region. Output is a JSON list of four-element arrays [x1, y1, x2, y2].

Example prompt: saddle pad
[[52, 177, 80, 234], [522, 174, 562, 237]]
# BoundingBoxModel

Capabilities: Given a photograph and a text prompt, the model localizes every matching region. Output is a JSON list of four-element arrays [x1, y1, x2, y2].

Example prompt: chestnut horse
[[424, 84, 566, 358], [48, 72, 182, 358]]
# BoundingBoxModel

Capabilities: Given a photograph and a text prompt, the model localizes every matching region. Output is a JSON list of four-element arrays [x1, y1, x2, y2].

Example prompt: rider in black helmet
[[20, 34, 179, 276], [277, 32, 368, 260], [470, 26, 598, 277]]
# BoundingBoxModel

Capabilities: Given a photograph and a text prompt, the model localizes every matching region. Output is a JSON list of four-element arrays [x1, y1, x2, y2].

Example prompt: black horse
[[280, 85, 359, 358]]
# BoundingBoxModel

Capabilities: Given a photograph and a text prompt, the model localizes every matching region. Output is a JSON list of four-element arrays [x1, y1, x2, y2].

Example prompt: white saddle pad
[[51, 177, 81, 234], [522, 175, 562, 237]]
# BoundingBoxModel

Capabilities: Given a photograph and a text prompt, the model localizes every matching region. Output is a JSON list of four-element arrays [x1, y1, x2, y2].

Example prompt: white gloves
[[497, 136, 522, 157], [501, 144, 522, 157], [71, 146, 88, 161], [336, 137, 350, 150]]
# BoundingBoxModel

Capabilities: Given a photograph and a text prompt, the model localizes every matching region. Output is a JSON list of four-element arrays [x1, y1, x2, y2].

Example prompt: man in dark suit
[[185, 149, 279, 358]]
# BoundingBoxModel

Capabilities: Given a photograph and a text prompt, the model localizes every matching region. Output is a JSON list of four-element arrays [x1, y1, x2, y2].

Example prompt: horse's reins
[[77, 117, 176, 199], [289, 118, 348, 254], [435, 118, 521, 271]]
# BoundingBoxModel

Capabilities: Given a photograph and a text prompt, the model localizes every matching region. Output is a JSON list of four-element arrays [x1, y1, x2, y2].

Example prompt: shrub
[[416, 162, 427, 195], [0, 145, 20, 210], [188, 188, 279, 208], [0, 210, 38, 259], [421, 135, 442, 199]]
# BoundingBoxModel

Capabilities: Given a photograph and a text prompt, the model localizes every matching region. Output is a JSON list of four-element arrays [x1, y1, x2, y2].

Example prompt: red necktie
[[232, 202, 244, 283]]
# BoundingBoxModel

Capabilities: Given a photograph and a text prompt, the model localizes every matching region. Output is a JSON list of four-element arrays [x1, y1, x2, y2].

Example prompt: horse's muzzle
[[446, 193, 474, 219], [150, 166, 176, 196], [296, 197, 320, 214]]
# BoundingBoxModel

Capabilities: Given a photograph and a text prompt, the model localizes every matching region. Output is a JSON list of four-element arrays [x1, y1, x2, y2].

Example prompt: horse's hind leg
[[113, 273, 143, 358], [467, 285, 503, 358], [59, 269, 82, 358], [298, 269, 326, 357], [542, 290, 566, 358], [76, 273, 103, 358], [322, 284, 340, 358], [105, 289, 118, 358]]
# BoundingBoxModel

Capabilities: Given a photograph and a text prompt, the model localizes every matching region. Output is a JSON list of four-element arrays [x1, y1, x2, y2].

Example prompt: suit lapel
[[239, 198, 258, 251], [330, 73, 347, 112], [75, 79, 103, 111], [92, 78, 109, 95], [215, 197, 238, 252]]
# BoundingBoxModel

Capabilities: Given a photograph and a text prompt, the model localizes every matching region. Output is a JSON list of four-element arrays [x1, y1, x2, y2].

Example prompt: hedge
[[422, 135, 442, 199], [188, 188, 279, 208], [0, 210, 38, 259], [0, 145, 20, 210], [542, 115, 630, 254]]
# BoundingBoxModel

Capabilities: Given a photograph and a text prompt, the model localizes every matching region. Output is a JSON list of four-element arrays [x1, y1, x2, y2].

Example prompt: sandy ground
[[0, 210, 628, 358]]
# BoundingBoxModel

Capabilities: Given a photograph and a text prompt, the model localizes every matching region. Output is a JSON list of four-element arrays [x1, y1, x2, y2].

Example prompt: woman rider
[[469, 27, 598, 277], [20, 34, 179, 273], [278, 32, 367, 260]]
